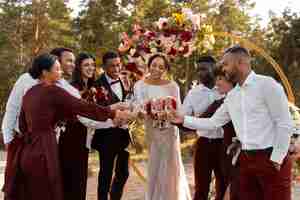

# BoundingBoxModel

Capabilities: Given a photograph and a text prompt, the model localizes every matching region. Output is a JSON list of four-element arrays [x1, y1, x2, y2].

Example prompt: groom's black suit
[[91, 73, 131, 200]]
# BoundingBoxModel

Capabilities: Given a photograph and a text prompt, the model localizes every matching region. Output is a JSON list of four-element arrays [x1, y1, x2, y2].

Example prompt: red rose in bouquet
[[95, 86, 110, 103], [137, 43, 151, 54], [168, 47, 177, 56], [180, 31, 193, 42], [125, 62, 144, 77], [144, 97, 177, 116], [164, 96, 177, 110], [144, 31, 156, 40], [144, 100, 152, 115]]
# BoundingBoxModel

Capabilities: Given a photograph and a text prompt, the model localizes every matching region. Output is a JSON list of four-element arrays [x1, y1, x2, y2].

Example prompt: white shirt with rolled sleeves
[[1, 73, 114, 148], [182, 84, 223, 139], [183, 71, 293, 164], [1, 73, 38, 144]]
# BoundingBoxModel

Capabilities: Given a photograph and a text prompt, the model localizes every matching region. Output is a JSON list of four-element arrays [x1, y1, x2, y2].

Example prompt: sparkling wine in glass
[[150, 99, 159, 128], [164, 96, 177, 128], [156, 98, 165, 129], [124, 93, 134, 111]]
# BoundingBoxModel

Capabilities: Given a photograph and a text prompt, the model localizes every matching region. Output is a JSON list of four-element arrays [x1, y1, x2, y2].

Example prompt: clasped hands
[[110, 102, 137, 127]]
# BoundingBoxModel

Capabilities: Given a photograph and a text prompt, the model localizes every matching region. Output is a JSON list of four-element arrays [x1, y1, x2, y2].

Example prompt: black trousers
[[92, 128, 130, 200], [96, 148, 129, 200]]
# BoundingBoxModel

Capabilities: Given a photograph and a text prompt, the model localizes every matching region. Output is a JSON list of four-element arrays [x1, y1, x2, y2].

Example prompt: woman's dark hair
[[147, 54, 170, 71], [197, 55, 216, 89], [214, 65, 236, 85], [197, 56, 216, 64], [71, 52, 96, 91], [28, 53, 58, 79]]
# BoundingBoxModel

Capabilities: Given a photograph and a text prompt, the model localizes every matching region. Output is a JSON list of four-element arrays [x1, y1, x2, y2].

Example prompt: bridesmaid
[[3, 54, 126, 200], [59, 52, 96, 200]]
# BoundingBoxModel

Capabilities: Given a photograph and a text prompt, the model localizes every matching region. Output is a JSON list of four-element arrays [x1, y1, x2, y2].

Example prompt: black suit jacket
[[91, 74, 130, 151]]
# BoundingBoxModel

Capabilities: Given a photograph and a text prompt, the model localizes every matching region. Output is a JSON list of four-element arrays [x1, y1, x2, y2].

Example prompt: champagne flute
[[156, 98, 165, 129], [164, 97, 176, 128], [124, 92, 134, 111], [151, 99, 159, 128]]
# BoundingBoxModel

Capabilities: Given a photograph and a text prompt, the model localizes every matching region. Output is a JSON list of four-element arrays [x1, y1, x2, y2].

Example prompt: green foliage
[[264, 9, 300, 105], [75, 0, 134, 55], [0, 0, 74, 135]]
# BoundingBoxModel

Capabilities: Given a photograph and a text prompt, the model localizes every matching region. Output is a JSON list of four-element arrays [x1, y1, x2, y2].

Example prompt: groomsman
[[173, 45, 294, 200], [91, 51, 130, 200], [183, 56, 227, 200]]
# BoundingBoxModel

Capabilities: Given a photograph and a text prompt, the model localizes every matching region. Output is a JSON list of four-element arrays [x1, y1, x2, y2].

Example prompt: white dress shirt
[[1, 73, 113, 145], [182, 84, 223, 139], [183, 71, 293, 164], [1, 73, 38, 144], [105, 73, 123, 100], [105, 73, 129, 130]]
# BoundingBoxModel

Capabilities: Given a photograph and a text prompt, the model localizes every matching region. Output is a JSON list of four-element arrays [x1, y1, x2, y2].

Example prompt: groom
[[91, 51, 131, 200]]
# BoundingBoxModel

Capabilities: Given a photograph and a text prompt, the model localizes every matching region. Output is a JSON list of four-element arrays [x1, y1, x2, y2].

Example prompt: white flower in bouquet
[[191, 14, 201, 29], [150, 47, 158, 53], [129, 48, 137, 56], [178, 46, 185, 52], [182, 8, 193, 20], [157, 17, 168, 30]]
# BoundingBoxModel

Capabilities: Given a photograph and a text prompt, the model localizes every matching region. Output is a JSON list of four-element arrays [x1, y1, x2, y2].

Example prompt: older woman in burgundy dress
[[3, 54, 128, 200]]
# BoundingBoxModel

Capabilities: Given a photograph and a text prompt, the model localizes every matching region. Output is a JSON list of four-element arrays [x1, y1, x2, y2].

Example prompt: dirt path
[[1, 151, 300, 200]]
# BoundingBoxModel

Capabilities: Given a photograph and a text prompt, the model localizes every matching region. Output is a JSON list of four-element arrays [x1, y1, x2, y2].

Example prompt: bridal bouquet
[[143, 96, 177, 129]]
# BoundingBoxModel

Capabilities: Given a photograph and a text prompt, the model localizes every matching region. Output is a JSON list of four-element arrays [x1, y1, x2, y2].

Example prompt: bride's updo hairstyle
[[147, 53, 170, 71]]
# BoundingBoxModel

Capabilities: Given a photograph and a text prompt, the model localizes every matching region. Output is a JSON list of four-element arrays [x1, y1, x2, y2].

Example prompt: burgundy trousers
[[239, 150, 292, 200], [193, 137, 228, 200]]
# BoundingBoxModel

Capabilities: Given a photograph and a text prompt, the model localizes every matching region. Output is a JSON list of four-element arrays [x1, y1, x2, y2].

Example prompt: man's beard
[[225, 71, 238, 83]]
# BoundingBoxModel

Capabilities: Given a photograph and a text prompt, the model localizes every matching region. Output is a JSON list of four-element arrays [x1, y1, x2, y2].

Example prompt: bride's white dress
[[134, 80, 192, 200]]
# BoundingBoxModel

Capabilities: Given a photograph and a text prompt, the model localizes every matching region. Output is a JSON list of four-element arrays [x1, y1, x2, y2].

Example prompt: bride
[[133, 54, 191, 200]]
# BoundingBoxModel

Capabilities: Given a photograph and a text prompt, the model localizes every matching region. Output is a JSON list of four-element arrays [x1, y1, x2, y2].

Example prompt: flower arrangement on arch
[[118, 8, 205, 74]]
